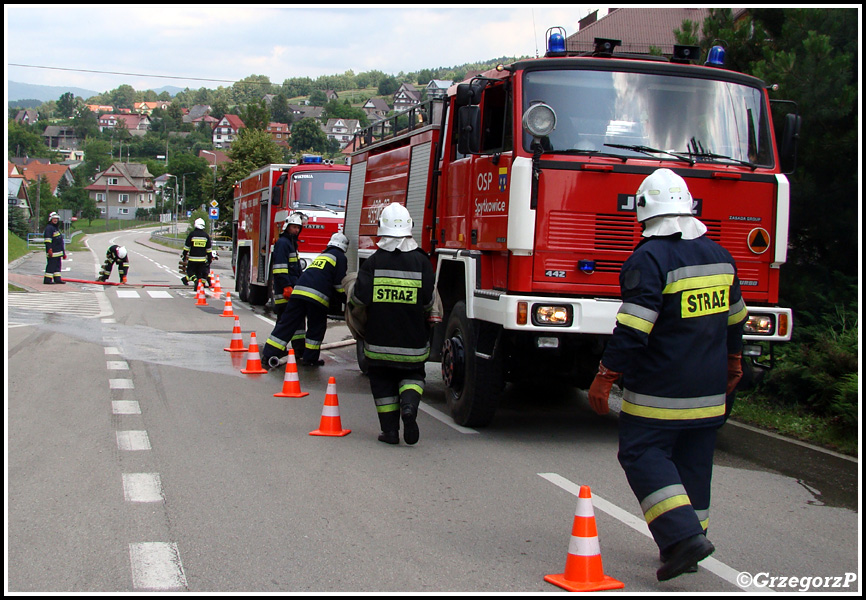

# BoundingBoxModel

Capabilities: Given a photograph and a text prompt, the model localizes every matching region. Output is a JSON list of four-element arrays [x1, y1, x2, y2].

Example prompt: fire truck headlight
[[523, 103, 557, 138], [743, 314, 774, 335], [533, 305, 572, 326]]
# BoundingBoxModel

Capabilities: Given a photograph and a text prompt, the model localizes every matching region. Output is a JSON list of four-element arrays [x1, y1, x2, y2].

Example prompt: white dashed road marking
[[128, 542, 188, 591], [116, 431, 151, 451]]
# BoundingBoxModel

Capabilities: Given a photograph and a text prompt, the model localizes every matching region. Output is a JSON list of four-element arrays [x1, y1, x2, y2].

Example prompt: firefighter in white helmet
[[43, 211, 67, 284], [98, 245, 130, 284], [180, 217, 215, 287], [349, 203, 435, 445], [271, 212, 307, 319], [587, 168, 748, 581], [262, 231, 348, 368]]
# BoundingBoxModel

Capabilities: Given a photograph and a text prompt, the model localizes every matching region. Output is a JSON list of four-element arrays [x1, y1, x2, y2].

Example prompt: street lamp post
[[201, 150, 218, 236]]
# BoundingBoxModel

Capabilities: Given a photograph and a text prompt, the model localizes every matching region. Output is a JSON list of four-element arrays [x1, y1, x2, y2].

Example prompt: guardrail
[[27, 233, 72, 247], [149, 229, 232, 250]]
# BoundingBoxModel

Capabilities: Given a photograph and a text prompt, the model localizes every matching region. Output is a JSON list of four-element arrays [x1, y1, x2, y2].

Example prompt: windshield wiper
[[687, 138, 757, 170], [604, 143, 695, 166], [297, 203, 339, 214], [553, 148, 628, 162]]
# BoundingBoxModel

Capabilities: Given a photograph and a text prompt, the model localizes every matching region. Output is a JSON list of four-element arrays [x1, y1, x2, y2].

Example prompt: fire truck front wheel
[[237, 254, 251, 303], [441, 301, 503, 428]]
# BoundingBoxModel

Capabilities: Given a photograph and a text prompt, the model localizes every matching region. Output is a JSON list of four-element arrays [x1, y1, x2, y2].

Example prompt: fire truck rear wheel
[[442, 301, 501, 428]]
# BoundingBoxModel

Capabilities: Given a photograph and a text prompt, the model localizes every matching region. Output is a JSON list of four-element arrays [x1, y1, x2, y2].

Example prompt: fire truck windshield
[[288, 171, 349, 211], [522, 69, 774, 168]]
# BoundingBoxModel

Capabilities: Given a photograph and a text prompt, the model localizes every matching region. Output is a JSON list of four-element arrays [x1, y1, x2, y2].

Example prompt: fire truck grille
[[547, 212, 640, 251]]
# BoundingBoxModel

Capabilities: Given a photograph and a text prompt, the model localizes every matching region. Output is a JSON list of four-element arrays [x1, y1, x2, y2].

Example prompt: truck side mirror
[[455, 83, 473, 108], [457, 105, 481, 155], [779, 113, 802, 174]]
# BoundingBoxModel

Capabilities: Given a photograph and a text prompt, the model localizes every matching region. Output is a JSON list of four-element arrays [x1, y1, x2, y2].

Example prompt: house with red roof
[[84, 162, 155, 220], [18, 162, 75, 197], [212, 115, 246, 149]]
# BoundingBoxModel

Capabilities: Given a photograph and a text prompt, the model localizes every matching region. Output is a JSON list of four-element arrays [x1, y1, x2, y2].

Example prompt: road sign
[[210, 200, 219, 208], [209, 207, 219, 219]]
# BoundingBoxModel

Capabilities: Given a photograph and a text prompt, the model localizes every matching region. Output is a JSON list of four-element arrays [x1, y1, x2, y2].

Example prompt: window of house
[[99, 207, 106, 214], [108, 178, 119, 185], [119, 194, 130, 203], [96, 193, 105, 202], [119, 208, 129, 215]]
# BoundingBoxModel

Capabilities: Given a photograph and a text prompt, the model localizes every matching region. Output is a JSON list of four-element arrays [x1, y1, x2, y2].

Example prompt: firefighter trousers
[[186, 261, 211, 286], [617, 420, 717, 553], [367, 365, 425, 434], [44, 256, 62, 283], [99, 259, 128, 282], [262, 297, 326, 363]]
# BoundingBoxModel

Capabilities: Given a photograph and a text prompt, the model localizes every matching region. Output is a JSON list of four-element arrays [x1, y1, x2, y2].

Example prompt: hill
[[8, 81, 99, 103]]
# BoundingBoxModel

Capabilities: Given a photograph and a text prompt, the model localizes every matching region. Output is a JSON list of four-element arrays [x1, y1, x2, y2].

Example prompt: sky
[[5, 5, 607, 95]]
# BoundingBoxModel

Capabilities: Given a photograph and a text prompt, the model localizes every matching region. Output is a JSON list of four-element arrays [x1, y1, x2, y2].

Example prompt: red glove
[[727, 352, 743, 395], [283, 286, 293, 298], [588, 363, 621, 415], [48, 249, 53, 258], [63, 254, 67, 260]]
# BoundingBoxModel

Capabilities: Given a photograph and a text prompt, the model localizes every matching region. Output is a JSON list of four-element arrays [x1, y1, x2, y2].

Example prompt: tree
[[377, 75, 399, 96], [270, 93, 292, 125], [57, 92, 77, 118], [239, 99, 270, 131], [8, 120, 57, 159], [308, 89, 327, 106], [72, 106, 100, 140], [8, 203, 30, 237], [289, 118, 329, 154], [107, 84, 136, 110]]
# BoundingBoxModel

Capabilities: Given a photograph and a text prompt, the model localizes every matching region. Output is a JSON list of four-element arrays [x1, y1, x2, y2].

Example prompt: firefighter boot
[[657, 534, 714, 582], [377, 411, 400, 445], [401, 402, 420, 445], [181, 276, 189, 286]]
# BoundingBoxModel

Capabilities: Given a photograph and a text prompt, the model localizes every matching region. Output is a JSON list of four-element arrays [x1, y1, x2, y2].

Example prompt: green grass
[[731, 394, 857, 456]]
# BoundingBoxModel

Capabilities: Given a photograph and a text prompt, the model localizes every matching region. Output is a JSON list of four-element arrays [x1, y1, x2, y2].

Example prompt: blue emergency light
[[706, 44, 726, 67], [302, 154, 323, 164], [546, 27, 567, 56]]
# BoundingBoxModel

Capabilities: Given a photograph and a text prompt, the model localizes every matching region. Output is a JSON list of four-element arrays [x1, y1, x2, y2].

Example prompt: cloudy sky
[[5, 5, 606, 94]]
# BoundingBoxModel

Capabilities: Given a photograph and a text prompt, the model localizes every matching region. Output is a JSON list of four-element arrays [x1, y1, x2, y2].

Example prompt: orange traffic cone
[[211, 274, 222, 299], [309, 377, 350, 437], [240, 331, 268, 374], [195, 280, 208, 306], [223, 316, 248, 353], [220, 292, 235, 317], [545, 486, 624, 592], [274, 350, 309, 398]]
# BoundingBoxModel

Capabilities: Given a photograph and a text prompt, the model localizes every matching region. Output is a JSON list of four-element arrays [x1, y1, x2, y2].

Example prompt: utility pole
[[201, 150, 217, 237]]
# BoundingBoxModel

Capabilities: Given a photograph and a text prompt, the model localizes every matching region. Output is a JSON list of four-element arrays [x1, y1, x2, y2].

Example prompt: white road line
[[116, 430, 151, 451], [112, 401, 141, 415], [256, 314, 276, 326], [419, 402, 479, 434], [128, 542, 187, 591], [116, 290, 140, 298], [104, 347, 121, 355], [109, 379, 134, 389], [107, 361, 129, 370], [537, 472, 768, 593], [122, 473, 164, 502], [146, 290, 173, 299]]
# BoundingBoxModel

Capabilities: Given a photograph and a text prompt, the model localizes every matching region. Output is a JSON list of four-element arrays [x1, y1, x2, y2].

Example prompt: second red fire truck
[[232, 155, 350, 305], [344, 32, 800, 427]]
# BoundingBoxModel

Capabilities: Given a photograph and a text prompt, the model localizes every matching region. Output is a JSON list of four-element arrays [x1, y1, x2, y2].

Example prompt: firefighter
[[349, 203, 435, 445], [262, 232, 348, 369], [98, 245, 130, 283], [272, 212, 306, 316], [43, 211, 66, 284], [587, 168, 747, 582], [180, 218, 215, 287]]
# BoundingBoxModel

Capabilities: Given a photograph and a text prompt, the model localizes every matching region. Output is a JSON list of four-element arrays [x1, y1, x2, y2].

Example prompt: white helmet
[[327, 232, 349, 253], [635, 168, 694, 223], [378, 203, 413, 237], [282, 212, 307, 232], [49, 211, 60, 222], [194, 218, 206, 229], [116, 246, 128, 259]]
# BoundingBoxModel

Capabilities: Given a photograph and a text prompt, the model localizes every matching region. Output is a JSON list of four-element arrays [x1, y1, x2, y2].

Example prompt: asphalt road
[[6, 227, 860, 593]]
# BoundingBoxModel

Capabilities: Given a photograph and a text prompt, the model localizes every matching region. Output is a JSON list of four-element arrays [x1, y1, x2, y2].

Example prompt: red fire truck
[[345, 33, 800, 427], [232, 155, 350, 305]]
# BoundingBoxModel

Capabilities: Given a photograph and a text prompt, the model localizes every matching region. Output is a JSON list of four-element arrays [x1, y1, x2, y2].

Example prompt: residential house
[[15, 109, 39, 125], [362, 97, 390, 122], [393, 83, 421, 112], [134, 100, 171, 115], [324, 90, 339, 102], [18, 162, 76, 197], [182, 104, 214, 126], [86, 104, 115, 113], [212, 114, 245, 149], [323, 118, 361, 148], [84, 162, 155, 220], [564, 8, 746, 55], [98, 113, 152, 133], [7, 162, 33, 220], [425, 80, 452, 99], [41, 125, 82, 158], [266, 122, 291, 148], [288, 104, 324, 122]]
